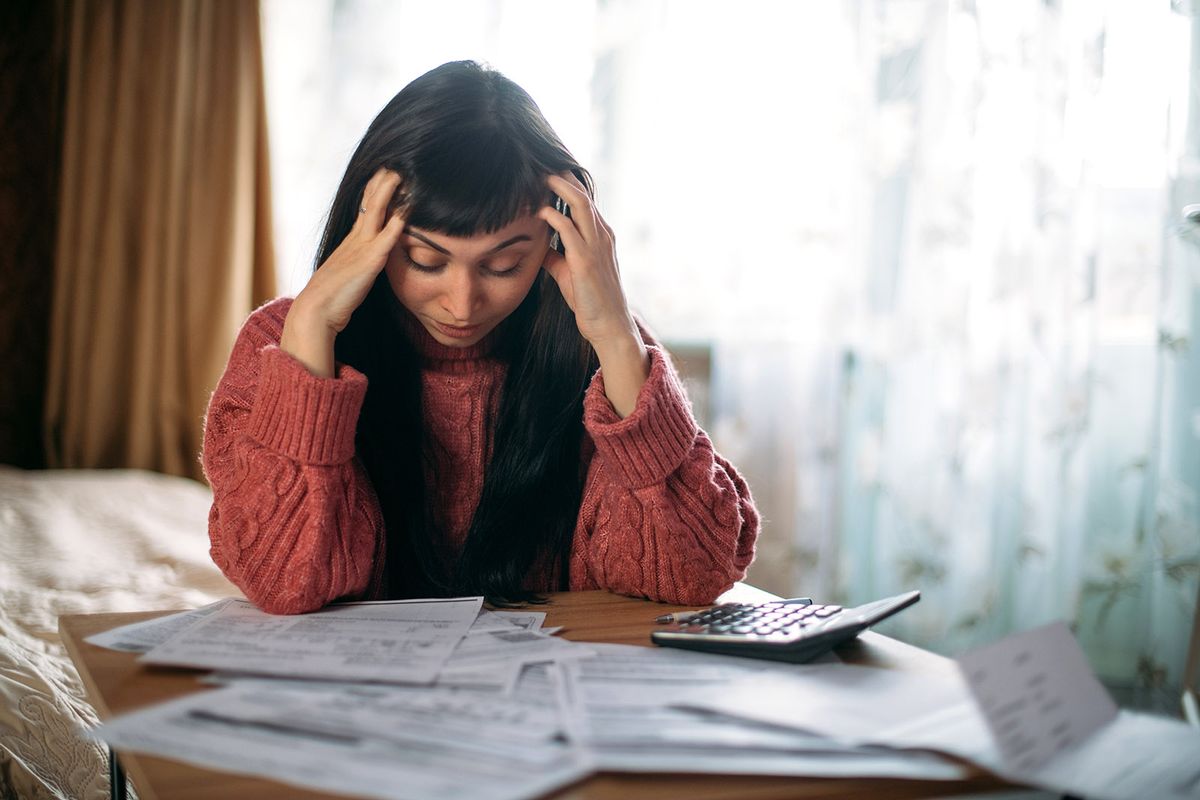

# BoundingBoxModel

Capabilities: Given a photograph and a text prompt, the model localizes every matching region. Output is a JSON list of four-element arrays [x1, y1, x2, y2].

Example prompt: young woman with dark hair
[[202, 61, 759, 614]]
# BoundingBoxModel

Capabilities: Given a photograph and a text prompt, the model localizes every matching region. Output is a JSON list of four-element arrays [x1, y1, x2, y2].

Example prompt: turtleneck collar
[[396, 307, 505, 369]]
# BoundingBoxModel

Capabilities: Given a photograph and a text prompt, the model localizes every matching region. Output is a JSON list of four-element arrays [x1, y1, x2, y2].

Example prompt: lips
[[431, 320, 483, 339]]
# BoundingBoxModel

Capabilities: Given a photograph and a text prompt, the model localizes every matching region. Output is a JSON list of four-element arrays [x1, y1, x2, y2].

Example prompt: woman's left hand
[[539, 172, 649, 416]]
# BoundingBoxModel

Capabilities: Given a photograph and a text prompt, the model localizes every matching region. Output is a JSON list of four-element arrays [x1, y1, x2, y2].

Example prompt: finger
[[547, 173, 599, 243], [379, 205, 407, 245], [539, 249, 575, 311], [360, 166, 391, 206], [541, 247, 567, 283], [364, 170, 403, 234], [538, 205, 586, 262], [349, 168, 389, 235]]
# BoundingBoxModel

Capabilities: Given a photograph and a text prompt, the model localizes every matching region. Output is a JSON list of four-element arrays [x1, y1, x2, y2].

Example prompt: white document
[[139, 597, 482, 684], [437, 626, 593, 691], [445, 628, 590, 669], [437, 657, 525, 693], [696, 621, 1200, 800], [201, 609, 561, 693], [956, 622, 1200, 800], [1028, 710, 1200, 800], [184, 682, 562, 764], [958, 620, 1117, 771], [471, 609, 547, 632], [206, 660, 566, 711], [92, 684, 590, 800], [676, 660, 972, 744], [563, 643, 966, 780], [85, 598, 235, 652], [590, 744, 967, 779]]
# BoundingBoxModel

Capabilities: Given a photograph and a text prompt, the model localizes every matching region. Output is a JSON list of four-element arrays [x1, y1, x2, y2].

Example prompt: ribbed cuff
[[247, 346, 368, 465], [584, 345, 699, 488]]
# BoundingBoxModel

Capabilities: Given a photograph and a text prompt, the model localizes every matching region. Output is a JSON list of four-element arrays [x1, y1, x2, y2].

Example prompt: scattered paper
[[589, 744, 968, 779], [958, 621, 1118, 771], [471, 610, 547, 632], [562, 643, 966, 780], [675, 661, 971, 744], [95, 598, 1200, 800], [85, 598, 235, 652], [436, 613, 593, 691], [687, 621, 1200, 800], [139, 597, 482, 684], [92, 684, 590, 800], [1028, 710, 1200, 800], [957, 622, 1200, 800]]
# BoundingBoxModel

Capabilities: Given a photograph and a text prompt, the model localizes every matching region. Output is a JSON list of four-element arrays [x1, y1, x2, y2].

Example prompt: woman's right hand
[[281, 168, 406, 377]]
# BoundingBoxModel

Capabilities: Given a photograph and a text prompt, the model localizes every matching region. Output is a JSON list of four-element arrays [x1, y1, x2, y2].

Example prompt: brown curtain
[[46, 0, 275, 481]]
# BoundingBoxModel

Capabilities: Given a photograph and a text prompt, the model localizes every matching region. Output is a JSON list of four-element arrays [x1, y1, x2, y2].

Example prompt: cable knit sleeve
[[201, 299, 385, 615], [569, 342, 759, 605]]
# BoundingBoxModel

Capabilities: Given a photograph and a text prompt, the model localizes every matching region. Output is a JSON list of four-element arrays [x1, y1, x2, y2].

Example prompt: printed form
[[683, 621, 1200, 800], [138, 597, 483, 684], [565, 643, 966, 780], [92, 682, 590, 800], [85, 598, 236, 653], [959, 621, 1200, 800]]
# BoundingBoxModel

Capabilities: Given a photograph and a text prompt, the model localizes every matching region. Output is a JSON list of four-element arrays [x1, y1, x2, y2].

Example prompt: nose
[[441, 267, 481, 322]]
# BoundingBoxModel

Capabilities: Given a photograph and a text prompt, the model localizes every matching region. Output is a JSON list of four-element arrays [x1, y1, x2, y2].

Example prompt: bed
[[0, 465, 239, 800]]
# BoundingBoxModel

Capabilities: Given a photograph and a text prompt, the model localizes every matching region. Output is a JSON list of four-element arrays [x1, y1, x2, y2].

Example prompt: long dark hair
[[318, 61, 598, 603]]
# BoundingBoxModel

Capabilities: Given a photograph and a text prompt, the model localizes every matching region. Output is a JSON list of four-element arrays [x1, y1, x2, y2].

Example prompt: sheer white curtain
[[261, 0, 1200, 708], [832, 0, 1199, 711]]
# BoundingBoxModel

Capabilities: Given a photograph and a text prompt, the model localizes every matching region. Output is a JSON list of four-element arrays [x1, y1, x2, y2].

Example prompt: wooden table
[[59, 589, 1009, 800]]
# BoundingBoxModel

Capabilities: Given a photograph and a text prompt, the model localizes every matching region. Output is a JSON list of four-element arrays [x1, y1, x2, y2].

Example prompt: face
[[384, 214, 550, 348]]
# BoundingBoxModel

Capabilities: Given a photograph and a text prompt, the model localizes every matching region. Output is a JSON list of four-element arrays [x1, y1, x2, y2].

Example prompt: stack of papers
[[88, 598, 597, 800], [85, 601, 1200, 800], [679, 622, 1200, 800], [558, 642, 966, 779]]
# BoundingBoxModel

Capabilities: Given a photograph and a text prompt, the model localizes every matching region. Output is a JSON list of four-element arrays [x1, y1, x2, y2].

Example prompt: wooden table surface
[[59, 589, 1009, 800]]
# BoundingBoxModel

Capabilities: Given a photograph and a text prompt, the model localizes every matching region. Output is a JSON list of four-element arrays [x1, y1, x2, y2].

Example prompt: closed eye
[[403, 251, 443, 272], [485, 262, 524, 277], [403, 249, 527, 277]]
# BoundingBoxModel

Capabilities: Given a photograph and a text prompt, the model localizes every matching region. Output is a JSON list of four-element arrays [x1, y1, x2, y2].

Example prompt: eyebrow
[[406, 231, 532, 256]]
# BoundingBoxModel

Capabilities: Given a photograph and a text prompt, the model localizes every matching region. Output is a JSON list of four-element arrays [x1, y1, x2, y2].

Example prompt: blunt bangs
[[398, 121, 552, 238]]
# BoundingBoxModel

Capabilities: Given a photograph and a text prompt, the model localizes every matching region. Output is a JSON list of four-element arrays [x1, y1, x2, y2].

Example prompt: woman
[[203, 61, 758, 614]]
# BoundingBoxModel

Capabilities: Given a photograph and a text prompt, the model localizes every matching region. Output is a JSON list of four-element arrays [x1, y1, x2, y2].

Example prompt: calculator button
[[814, 606, 842, 618], [731, 625, 754, 634]]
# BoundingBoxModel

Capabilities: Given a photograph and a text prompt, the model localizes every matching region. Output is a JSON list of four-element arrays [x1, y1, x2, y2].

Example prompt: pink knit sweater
[[202, 297, 758, 614]]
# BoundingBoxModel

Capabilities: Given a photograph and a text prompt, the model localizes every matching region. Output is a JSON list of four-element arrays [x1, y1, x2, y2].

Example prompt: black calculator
[[650, 590, 920, 663]]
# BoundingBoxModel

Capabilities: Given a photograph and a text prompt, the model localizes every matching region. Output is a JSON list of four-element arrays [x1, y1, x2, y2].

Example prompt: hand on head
[[280, 167, 406, 377], [538, 172, 639, 353]]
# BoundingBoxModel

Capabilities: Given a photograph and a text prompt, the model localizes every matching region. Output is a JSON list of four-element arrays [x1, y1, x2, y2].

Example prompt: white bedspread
[[0, 466, 239, 800]]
